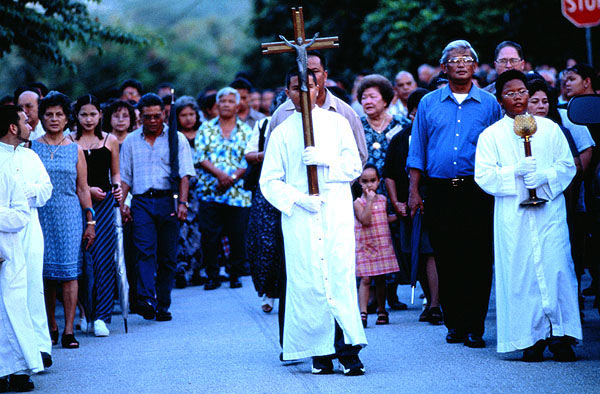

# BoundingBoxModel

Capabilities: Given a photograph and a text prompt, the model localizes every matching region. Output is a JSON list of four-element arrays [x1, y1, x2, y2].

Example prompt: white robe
[[0, 142, 53, 355], [0, 169, 43, 376], [260, 107, 367, 360], [475, 115, 582, 353]]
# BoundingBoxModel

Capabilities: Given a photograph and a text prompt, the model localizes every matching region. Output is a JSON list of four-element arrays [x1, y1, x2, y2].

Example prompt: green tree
[[0, 0, 148, 68], [362, 0, 598, 78]]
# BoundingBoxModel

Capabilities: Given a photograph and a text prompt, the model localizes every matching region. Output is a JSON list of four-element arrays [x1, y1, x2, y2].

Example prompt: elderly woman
[[173, 96, 204, 287], [358, 74, 410, 194], [194, 87, 253, 291], [31, 92, 95, 349]]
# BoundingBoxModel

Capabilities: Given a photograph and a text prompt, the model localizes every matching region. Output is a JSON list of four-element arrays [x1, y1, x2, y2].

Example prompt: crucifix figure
[[278, 33, 319, 92], [261, 6, 339, 195]]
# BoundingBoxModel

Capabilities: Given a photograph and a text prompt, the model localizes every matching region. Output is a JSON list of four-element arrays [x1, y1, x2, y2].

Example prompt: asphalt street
[[34, 276, 600, 394]]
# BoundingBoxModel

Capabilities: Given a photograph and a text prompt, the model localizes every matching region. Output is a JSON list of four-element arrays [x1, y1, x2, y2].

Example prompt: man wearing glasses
[[484, 41, 525, 95], [120, 93, 196, 322], [407, 40, 502, 348]]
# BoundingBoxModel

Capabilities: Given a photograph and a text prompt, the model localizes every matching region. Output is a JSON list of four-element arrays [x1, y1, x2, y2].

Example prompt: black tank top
[[84, 143, 112, 192]]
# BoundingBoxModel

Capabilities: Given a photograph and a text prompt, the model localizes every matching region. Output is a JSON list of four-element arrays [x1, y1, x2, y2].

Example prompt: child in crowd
[[354, 164, 399, 327]]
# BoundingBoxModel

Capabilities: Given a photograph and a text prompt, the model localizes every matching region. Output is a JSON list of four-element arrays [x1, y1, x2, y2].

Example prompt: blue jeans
[[131, 196, 179, 312]]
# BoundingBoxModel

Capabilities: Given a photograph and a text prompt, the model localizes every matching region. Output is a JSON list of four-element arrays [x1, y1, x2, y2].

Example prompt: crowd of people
[[1, 37, 599, 389]]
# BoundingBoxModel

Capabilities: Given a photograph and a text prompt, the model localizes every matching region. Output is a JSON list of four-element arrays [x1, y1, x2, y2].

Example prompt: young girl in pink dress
[[354, 164, 399, 327]]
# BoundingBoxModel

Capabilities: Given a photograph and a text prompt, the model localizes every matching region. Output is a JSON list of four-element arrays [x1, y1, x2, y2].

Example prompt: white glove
[[524, 170, 547, 189], [295, 194, 324, 213], [302, 147, 329, 167], [515, 157, 536, 176]]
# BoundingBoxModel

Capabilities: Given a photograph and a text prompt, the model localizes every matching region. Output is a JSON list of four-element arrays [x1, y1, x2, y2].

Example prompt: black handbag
[[243, 118, 268, 192]]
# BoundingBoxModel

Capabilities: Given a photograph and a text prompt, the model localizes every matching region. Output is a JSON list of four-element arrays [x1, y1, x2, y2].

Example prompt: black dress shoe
[[189, 273, 206, 286], [388, 300, 408, 311], [174, 272, 187, 289], [8, 375, 34, 392], [156, 310, 172, 322], [522, 340, 546, 362], [230, 278, 242, 288], [464, 333, 486, 348], [338, 355, 365, 376], [0, 377, 8, 393], [548, 337, 576, 362], [41, 351, 52, 368], [134, 300, 156, 320], [204, 279, 221, 290], [445, 329, 464, 344]]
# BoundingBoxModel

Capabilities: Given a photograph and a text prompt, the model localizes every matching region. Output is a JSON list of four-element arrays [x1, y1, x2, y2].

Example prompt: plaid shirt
[[120, 126, 196, 195], [194, 117, 252, 207]]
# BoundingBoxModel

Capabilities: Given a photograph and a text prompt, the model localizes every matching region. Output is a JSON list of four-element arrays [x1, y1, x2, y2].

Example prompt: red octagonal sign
[[562, 0, 600, 27]]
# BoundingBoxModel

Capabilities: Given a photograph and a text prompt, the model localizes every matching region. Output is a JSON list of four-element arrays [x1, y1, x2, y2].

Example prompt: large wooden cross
[[261, 6, 339, 196]]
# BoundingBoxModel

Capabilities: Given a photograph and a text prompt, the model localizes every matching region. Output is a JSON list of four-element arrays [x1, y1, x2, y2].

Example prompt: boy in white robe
[[475, 70, 581, 362], [0, 157, 43, 391], [260, 69, 367, 375]]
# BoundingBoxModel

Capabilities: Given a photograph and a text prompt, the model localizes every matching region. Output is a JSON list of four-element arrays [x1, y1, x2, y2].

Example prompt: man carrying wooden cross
[[260, 68, 367, 376]]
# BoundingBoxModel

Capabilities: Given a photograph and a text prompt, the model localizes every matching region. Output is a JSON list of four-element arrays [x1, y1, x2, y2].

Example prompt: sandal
[[376, 310, 389, 325], [61, 333, 79, 349], [360, 312, 368, 328], [427, 306, 443, 325], [50, 329, 59, 346]]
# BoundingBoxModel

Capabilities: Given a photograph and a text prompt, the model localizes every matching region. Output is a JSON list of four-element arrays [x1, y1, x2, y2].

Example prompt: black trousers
[[425, 177, 493, 337], [197, 201, 249, 281]]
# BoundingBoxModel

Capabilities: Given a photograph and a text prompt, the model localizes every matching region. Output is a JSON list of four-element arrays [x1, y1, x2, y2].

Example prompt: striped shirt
[[120, 126, 196, 195]]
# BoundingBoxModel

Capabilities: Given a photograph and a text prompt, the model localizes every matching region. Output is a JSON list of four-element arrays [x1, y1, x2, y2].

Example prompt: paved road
[[35, 277, 600, 393]]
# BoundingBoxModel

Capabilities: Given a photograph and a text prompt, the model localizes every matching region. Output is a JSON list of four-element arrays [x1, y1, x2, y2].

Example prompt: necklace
[[368, 114, 388, 133], [42, 135, 67, 160]]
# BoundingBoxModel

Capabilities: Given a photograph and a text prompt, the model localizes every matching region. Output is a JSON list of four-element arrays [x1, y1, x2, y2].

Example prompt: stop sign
[[562, 0, 600, 27]]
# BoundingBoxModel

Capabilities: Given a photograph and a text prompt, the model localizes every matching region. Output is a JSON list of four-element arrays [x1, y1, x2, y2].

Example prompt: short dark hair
[[566, 63, 597, 90], [285, 68, 318, 89], [428, 73, 449, 90], [38, 91, 71, 126], [157, 82, 173, 90], [407, 88, 430, 114], [119, 79, 143, 96], [0, 95, 13, 106], [307, 50, 327, 70], [198, 93, 216, 112], [362, 163, 380, 179], [495, 70, 528, 100], [137, 93, 164, 111], [73, 94, 103, 140], [356, 74, 395, 107], [102, 99, 136, 133], [526, 78, 563, 125], [230, 77, 253, 92], [30, 82, 49, 97], [494, 41, 524, 61], [0, 105, 23, 138]]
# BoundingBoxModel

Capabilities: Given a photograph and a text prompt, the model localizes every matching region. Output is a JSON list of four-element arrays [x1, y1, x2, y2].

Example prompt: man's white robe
[[260, 107, 367, 360], [0, 142, 53, 355], [0, 170, 44, 376], [475, 115, 582, 353]]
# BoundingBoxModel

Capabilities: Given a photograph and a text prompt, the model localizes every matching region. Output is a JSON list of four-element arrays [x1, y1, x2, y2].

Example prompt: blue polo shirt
[[407, 84, 501, 178]]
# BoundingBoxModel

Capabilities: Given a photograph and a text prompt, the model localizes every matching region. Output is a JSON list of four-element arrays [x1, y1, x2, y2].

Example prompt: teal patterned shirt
[[194, 117, 253, 207]]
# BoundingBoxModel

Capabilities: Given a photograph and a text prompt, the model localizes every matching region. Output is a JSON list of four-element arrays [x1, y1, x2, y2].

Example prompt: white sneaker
[[93, 320, 110, 337]]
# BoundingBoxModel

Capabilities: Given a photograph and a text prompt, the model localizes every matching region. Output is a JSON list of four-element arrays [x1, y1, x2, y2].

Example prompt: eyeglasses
[[446, 56, 475, 65], [503, 89, 528, 99], [495, 58, 522, 66], [142, 114, 162, 120]]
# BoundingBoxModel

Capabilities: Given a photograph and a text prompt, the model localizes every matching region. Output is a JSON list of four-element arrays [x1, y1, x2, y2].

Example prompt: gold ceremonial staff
[[514, 114, 547, 207]]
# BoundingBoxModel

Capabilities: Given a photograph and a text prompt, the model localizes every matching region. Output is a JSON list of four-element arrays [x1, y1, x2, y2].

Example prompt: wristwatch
[[178, 201, 189, 208]]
